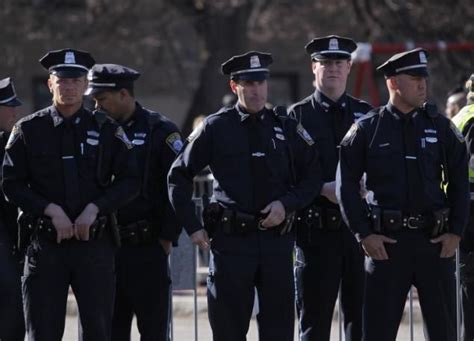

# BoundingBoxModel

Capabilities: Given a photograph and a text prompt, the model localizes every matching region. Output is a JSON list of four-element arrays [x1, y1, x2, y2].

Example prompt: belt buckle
[[407, 217, 419, 229]]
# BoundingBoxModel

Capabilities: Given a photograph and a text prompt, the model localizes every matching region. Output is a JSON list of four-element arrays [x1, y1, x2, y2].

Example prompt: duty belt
[[34, 216, 108, 241], [202, 202, 293, 236], [369, 206, 449, 237], [221, 208, 293, 235]]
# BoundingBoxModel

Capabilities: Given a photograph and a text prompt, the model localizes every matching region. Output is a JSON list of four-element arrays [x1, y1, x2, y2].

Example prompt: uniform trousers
[[295, 226, 364, 341], [23, 236, 116, 341], [112, 243, 171, 341], [207, 228, 295, 341], [363, 230, 456, 341]]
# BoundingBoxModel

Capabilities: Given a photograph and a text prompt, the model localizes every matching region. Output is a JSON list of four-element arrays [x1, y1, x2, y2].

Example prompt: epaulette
[[147, 112, 162, 128], [15, 108, 52, 126], [355, 107, 381, 124], [287, 95, 312, 114], [202, 106, 230, 125], [347, 94, 372, 107]]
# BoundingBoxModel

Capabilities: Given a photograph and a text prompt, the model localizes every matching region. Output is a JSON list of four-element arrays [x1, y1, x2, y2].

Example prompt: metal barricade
[[170, 171, 214, 341], [193, 171, 214, 277]]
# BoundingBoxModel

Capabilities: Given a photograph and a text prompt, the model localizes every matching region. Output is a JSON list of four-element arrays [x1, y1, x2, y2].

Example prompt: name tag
[[275, 133, 285, 141], [252, 152, 265, 157], [132, 139, 145, 146], [86, 138, 99, 146], [87, 130, 99, 137]]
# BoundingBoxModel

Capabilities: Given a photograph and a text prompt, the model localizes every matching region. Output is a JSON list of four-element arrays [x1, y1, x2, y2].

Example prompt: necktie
[[401, 114, 422, 212], [248, 115, 267, 212], [61, 120, 81, 218], [331, 105, 345, 145]]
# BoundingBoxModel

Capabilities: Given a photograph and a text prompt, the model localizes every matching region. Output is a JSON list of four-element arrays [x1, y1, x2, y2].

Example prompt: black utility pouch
[[432, 208, 450, 237], [235, 211, 255, 233], [120, 225, 140, 245], [308, 206, 322, 229], [325, 208, 341, 231], [137, 221, 153, 243], [383, 210, 403, 233], [220, 209, 234, 234], [90, 218, 106, 240], [370, 206, 382, 233]]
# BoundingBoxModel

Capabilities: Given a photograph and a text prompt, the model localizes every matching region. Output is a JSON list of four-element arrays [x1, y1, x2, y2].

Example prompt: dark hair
[[122, 85, 134, 97]]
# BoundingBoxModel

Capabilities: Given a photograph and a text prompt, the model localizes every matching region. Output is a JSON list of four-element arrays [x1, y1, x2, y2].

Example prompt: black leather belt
[[36, 216, 108, 241], [370, 206, 449, 237], [219, 208, 292, 234]]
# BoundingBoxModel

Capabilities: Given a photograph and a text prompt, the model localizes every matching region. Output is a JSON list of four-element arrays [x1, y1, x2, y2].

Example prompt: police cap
[[377, 48, 429, 78], [39, 48, 95, 78], [85, 64, 141, 96], [305, 35, 357, 61], [221, 51, 273, 81], [0, 78, 21, 107]]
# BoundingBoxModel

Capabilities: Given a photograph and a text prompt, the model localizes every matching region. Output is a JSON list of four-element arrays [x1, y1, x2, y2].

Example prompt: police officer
[[2, 49, 139, 341], [85, 63, 183, 341], [338, 48, 469, 341], [452, 73, 474, 341], [289, 35, 372, 341], [0, 77, 25, 341], [168, 51, 321, 341], [445, 88, 466, 119]]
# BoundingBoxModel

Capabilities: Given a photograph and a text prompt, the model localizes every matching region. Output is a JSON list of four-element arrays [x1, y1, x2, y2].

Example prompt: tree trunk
[[180, 4, 252, 136]]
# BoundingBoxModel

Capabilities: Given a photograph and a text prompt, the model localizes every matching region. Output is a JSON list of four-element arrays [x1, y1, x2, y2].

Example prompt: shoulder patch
[[341, 123, 359, 147], [449, 120, 465, 143], [5, 125, 22, 149], [115, 126, 133, 149], [166, 132, 183, 155], [296, 122, 315, 146]]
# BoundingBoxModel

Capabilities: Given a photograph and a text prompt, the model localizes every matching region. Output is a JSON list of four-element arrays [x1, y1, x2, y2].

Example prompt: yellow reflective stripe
[[453, 104, 474, 132]]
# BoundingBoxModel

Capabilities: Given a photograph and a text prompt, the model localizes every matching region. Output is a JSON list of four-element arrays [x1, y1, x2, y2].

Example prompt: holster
[[108, 213, 121, 247], [279, 212, 295, 235], [202, 202, 223, 237], [17, 211, 36, 255], [89, 216, 108, 240]]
